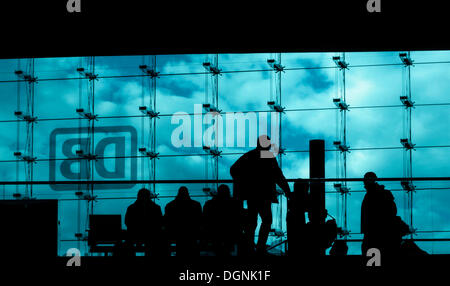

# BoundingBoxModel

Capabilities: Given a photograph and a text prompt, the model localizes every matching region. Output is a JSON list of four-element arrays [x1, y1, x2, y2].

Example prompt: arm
[[384, 189, 397, 218], [360, 198, 367, 234], [156, 205, 163, 230], [230, 153, 249, 179], [124, 205, 131, 228], [273, 159, 291, 196]]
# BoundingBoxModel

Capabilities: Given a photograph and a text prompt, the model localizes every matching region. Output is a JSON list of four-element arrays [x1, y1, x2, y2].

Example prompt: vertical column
[[309, 139, 325, 256], [202, 54, 222, 196], [399, 52, 416, 237], [332, 53, 350, 237], [139, 56, 160, 198], [75, 56, 98, 253], [309, 140, 325, 221], [267, 53, 286, 247], [13, 58, 38, 199]]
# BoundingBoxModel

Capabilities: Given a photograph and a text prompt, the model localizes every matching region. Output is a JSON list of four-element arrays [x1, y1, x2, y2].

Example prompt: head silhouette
[[217, 184, 231, 199], [176, 186, 190, 200], [137, 188, 151, 203], [256, 135, 271, 151], [363, 172, 378, 191]]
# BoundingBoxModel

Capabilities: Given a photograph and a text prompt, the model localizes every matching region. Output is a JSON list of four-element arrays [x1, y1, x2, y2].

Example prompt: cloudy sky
[[0, 51, 449, 255]]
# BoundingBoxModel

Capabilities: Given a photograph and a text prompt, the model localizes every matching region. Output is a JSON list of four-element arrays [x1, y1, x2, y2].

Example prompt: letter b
[[60, 138, 89, 180]]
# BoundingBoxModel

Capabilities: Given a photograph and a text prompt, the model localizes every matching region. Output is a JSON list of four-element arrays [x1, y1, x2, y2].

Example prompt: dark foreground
[[3, 255, 449, 283]]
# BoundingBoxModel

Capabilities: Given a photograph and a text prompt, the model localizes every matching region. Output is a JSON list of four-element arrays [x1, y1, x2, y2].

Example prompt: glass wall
[[0, 51, 449, 255]]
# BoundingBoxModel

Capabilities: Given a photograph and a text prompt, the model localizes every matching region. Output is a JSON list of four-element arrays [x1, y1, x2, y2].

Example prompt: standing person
[[286, 179, 309, 256], [125, 188, 166, 256], [230, 135, 291, 255], [164, 186, 203, 257], [303, 209, 338, 256], [361, 172, 403, 260], [203, 184, 241, 256]]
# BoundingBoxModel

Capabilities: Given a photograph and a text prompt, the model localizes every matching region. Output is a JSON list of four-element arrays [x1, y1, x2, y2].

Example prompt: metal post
[[309, 139, 325, 227]]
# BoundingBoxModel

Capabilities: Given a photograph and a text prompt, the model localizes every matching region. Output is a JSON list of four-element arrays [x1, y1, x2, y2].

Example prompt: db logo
[[49, 126, 137, 190]]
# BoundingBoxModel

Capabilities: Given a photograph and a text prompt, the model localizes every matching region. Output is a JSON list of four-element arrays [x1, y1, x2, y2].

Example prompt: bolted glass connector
[[399, 53, 414, 66], [267, 59, 285, 73], [267, 101, 285, 113], [202, 187, 217, 196], [401, 181, 416, 192], [333, 98, 349, 110], [333, 56, 349, 70], [139, 147, 159, 159], [76, 108, 98, 120], [334, 183, 350, 194], [400, 96, 415, 108], [139, 106, 159, 118], [203, 62, 222, 75], [202, 103, 221, 113], [333, 141, 350, 152], [400, 138, 415, 150], [139, 65, 160, 78]]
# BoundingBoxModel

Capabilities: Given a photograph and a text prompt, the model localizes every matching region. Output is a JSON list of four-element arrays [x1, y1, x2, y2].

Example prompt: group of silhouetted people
[[124, 184, 242, 257], [122, 135, 427, 259]]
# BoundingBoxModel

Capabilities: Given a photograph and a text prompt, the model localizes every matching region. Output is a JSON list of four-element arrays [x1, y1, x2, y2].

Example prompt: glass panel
[[35, 57, 82, 80], [346, 65, 403, 106], [345, 51, 402, 66], [282, 52, 336, 69], [413, 148, 450, 177], [411, 62, 450, 103], [0, 82, 20, 121], [219, 53, 270, 71], [157, 54, 209, 75], [347, 107, 403, 148], [412, 106, 450, 147], [411, 50, 450, 63], [219, 70, 271, 112], [282, 67, 336, 110], [157, 73, 204, 115], [282, 110, 336, 151]]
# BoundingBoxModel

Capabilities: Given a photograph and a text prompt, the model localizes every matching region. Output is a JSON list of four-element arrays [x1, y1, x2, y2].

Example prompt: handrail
[[0, 177, 449, 185]]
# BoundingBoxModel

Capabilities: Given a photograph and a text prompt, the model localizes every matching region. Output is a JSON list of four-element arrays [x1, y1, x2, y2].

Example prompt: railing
[[1, 177, 450, 255]]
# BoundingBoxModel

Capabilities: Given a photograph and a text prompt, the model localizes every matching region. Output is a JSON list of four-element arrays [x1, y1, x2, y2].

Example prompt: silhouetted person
[[165, 186, 202, 257], [230, 135, 291, 255], [125, 188, 166, 256], [361, 172, 402, 259], [287, 179, 309, 256], [329, 240, 348, 256], [303, 209, 338, 256], [203, 184, 241, 256]]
